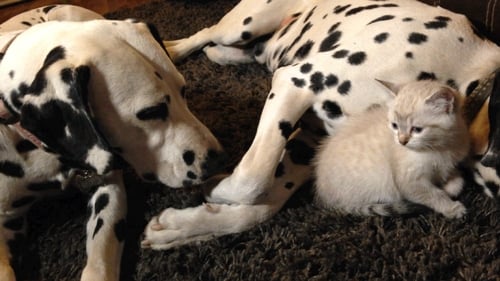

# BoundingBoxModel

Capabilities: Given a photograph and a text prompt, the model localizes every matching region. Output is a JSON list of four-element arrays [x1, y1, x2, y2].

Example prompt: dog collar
[[463, 70, 497, 124]]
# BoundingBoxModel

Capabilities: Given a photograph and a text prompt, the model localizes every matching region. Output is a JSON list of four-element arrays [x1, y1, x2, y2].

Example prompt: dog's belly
[[255, 0, 500, 128]]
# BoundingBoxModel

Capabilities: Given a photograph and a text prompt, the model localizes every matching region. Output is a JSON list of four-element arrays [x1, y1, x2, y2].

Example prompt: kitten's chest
[[397, 150, 456, 184]]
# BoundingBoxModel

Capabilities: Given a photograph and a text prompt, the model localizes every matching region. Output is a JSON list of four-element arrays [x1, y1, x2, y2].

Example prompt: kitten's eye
[[391, 123, 398, 130], [411, 127, 423, 133]]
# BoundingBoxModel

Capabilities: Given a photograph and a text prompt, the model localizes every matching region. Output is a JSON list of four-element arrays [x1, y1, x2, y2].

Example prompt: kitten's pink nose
[[398, 134, 410, 145]]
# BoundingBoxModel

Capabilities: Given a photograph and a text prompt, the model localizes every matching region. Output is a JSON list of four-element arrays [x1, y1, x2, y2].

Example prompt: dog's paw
[[142, 202, 273, 250], [141, 205, 221, 250], [202, 44, 255, 65]]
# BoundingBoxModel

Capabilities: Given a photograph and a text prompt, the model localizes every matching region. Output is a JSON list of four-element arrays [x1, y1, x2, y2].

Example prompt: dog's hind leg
[[165, 0, 305, 62], [81, 171, 126, 281]]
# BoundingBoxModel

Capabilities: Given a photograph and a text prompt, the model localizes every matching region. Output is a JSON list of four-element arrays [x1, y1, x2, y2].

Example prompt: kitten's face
[[388, 111, 436, 150], [386, 82, 459, 151]]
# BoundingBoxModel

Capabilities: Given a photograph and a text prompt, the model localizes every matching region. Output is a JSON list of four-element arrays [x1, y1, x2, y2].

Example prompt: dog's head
[[0, 19, 224, 187]]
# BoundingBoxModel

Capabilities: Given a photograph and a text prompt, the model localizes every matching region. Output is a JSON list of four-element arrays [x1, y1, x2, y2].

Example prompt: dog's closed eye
[[136, 102, 169, 121]]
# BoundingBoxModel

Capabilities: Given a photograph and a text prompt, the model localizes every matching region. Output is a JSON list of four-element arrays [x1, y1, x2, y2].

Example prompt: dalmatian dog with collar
[[0, 5, 224, 281], [142, 0, 500, 249]]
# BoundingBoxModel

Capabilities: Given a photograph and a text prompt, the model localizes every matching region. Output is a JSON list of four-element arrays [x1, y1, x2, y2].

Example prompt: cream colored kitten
[[314, 81, 470, 218]]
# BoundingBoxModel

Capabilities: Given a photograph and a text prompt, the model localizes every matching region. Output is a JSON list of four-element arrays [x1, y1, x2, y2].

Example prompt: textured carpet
[[14, 0, 500, 280]]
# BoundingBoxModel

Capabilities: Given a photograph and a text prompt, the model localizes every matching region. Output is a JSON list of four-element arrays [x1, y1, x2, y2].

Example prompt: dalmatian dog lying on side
[[0, 5, 224, 281], [142, 0, 500, 249]]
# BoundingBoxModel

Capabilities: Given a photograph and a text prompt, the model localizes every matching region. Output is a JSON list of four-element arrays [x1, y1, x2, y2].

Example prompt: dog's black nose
[[201, 149, 227, 180]]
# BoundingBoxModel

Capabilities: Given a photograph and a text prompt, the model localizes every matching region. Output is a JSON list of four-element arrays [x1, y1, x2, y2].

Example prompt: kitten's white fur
[[314, 81, 470, 218]]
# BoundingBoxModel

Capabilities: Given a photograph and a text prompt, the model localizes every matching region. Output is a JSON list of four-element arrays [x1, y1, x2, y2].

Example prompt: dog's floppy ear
[[18, 49, 117, 174]]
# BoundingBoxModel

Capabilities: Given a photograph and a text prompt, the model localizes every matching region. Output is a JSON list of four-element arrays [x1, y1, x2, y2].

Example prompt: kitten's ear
[[376, 79, 402, 96], [425, 87, 456, 114]]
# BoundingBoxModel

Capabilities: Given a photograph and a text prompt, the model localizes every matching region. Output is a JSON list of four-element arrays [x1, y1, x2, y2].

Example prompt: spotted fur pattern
[[0, 5, 223, 281], [143, 0, 500, 249]]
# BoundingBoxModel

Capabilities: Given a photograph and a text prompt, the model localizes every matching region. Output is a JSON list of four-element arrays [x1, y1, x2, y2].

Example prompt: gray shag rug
[[13, 0, 500, 280]]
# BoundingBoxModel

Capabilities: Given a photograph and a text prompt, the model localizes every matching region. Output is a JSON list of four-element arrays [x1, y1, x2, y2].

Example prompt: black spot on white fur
[[325, 74, 339, 87], [286, 139, 315, 165], [367, 15, 395, 25], [42, 5, 57, 14], [345, 3, 398, 16], [310, 72, 325, 93], [0, 161, 24, 178], [279, 121, 294, 139], [334, 4, 351, 14], [94, 193, 110, 216], [348, 52, 367, 65], [187, 171, 197, 179], [408, 32, 428, 44], [332, 49, 349, 58], [337, 81, 351, 95], [243, 17, 252, 25], [292, 77, 306, 88], [322, 100, 343, 119], [92, 218, 104, 239], [417, 72, 437, 81], [241, 31, 252, 41], [319, 31, 342, 52], [374, 32, 389, 43], [303, 6, 317, 23], [295, 40, 315, 59], [183, 150, 195, 165], [16, 140, 38, 153], [425, 16, 451, 30], [300, 63, 313, 73]]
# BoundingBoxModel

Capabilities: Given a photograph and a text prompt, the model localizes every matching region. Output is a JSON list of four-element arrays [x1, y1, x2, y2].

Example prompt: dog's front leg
[[81, 170, 126, 281], [206, 66, 315, 204]]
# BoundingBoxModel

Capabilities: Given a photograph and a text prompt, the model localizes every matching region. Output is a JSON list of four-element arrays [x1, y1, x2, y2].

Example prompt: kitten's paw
[[442, 201, 466, 219], [443, 176, 464, 197]]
